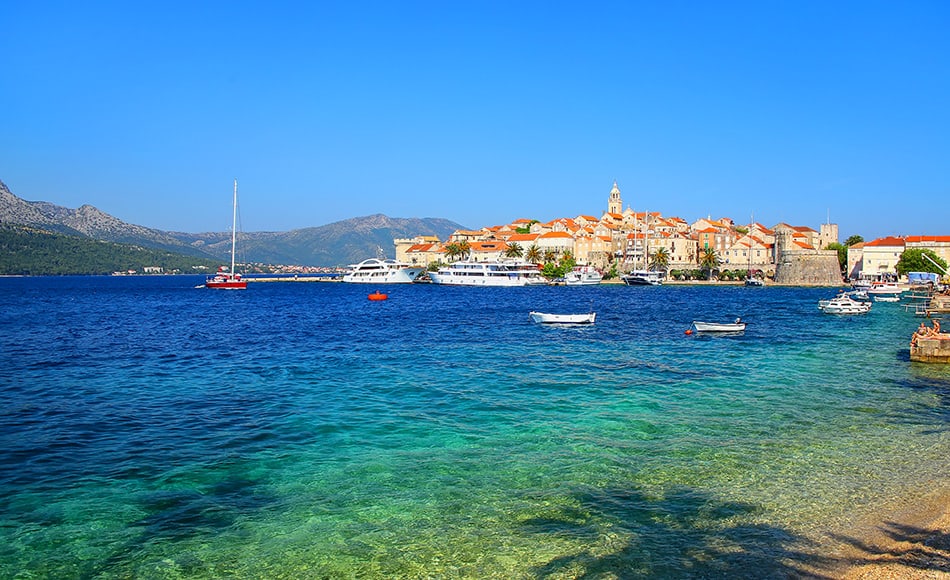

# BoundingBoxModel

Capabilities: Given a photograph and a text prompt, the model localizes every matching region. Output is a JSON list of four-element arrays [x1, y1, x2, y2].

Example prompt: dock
[[246, 276, 342, 283]]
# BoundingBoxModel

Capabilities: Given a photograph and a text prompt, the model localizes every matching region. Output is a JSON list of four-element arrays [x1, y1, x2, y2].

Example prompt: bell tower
[[608, 181, 622, 214]]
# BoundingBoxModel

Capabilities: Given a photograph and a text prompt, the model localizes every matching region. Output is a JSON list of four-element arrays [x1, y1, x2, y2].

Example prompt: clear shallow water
[[1, 277, 948, 578]]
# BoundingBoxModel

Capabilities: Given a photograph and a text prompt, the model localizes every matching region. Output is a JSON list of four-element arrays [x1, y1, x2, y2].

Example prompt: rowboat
[[529, 311, 596, 324], [692, 319, 746, 332]]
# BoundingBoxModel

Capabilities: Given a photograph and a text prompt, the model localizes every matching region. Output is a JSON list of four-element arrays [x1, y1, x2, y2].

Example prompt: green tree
[[896, 248, 947, 276], [443, 242, 463, 262], [845, 235, 864, 247], [699, 248, 720, 280], [525, 244, 542, 264], [826, 242, 847, 272], [649, 247, 670, 272], [504, 242, 524, 259], [457, 240, 471, 261], [515, 220, 539, 234], [558, 252, 576, 273], [542, 249, 557, 264]]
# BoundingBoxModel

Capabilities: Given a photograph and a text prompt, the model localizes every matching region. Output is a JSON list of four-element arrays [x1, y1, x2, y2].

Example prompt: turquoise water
[[1, 277, 947, 578]]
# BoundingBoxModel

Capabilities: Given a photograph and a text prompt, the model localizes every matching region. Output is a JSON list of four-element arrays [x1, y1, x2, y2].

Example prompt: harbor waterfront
[[1, 276, 948, 577]]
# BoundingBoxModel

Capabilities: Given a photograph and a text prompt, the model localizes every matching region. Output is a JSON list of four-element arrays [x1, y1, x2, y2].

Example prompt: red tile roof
[[865, 236, 906, 247]]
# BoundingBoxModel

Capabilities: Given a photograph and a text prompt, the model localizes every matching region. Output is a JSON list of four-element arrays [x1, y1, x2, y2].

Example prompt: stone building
[[773, 226, 842, 285]]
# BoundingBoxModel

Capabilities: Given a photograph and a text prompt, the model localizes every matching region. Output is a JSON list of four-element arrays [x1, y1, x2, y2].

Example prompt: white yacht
[[818, 293, 872, 314], [621, 270, 663, 286], [343, 258, 424, 284], [564, 265, 603, 286], [428, 260, 548, 286]]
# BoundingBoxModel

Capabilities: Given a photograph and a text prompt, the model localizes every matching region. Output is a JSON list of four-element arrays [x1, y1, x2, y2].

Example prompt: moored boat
[[343, 258, 423, 284], [428, 260, 547, 286], [621, 270, 663, 286], [564, 265, 603, 286], [867, 282, 903, 296], [204, 179, 247, 290], [692, 319, 746, 332], [529, 311, 596, 324], [818, 293, 872, 314], [873, 294, 900, 303]]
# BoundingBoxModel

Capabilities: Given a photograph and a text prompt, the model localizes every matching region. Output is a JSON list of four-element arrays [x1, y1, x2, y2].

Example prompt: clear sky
[[2, 1, 947, 240]]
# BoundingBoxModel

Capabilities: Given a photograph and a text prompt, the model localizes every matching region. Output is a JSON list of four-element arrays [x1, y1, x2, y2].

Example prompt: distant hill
[[0, 180, 466, 268], [0, 224, 221, 275], [0, 180, 214, 258], [170, 214, 465, 266]]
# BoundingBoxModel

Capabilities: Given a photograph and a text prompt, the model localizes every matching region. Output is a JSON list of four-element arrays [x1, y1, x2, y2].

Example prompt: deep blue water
[[1, 276, 948, 578]]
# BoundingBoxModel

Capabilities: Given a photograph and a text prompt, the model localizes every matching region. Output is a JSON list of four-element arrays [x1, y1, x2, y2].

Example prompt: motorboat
[[867, 282, 903, 296], [204, 179, 247, 290], [692, 319, 747, 332], [744, 277, 764, 287], [529, 311, 596, 324], [343, 258, 423, 284], [428, 260, 548, 286], [873, 294, 900, 303], [818, 294, 872, 314], [621, 270, 663, 286], [564, 265, 603, 286]]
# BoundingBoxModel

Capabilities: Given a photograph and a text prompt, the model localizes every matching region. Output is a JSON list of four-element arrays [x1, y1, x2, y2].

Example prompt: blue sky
[[2, 1, 947, 241]]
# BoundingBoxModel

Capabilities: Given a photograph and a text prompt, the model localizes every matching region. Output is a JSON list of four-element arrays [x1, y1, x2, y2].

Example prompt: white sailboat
[[744, 214, 764, 286], [204, 179, 247, 290]]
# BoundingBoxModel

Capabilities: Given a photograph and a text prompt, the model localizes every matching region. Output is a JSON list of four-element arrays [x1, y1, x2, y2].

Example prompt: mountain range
[[0, 180, 466, 267]]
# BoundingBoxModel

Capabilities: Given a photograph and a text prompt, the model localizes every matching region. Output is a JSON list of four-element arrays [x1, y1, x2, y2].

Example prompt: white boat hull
[[564, 266, 603, 286], [343, 258, 424, 284], [692, 321, 746, 332], [428, 260, 547, 286], [819, 296, 872, 314], [529, 312, 596, 324]]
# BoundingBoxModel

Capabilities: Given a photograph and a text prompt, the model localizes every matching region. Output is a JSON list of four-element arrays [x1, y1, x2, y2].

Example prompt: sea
[[1, 276, 948, 578]]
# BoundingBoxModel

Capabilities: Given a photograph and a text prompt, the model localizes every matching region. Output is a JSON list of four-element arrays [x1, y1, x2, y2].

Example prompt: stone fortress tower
[[773, 223, 843, 285], [818, 222, 838, 250]]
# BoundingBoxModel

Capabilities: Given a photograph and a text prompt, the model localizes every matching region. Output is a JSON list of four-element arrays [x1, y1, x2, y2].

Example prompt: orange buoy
[[684, 329, 693, 335], [368, 290, 388, 301]]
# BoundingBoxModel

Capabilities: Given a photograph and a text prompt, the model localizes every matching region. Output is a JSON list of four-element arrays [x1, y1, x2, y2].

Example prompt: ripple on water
[[0, 279, 946, 577]]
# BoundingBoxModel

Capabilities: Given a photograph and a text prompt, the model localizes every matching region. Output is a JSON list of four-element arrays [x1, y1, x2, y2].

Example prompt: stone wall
[[773, 250, 843, 285]]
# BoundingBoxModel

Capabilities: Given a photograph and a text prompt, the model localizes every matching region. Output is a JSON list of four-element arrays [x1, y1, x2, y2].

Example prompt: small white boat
[[692, 319, 746, 332], [744, 277, 764, 287], [867, 282, 903, 296], [818, 294, 872, 314], [873, 294, 900, 303], [564, 265, 603, 286], [529, 311, 596, 324]]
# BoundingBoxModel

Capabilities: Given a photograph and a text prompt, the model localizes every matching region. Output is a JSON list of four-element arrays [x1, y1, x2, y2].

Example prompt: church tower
[[608, 181, 622, 215]]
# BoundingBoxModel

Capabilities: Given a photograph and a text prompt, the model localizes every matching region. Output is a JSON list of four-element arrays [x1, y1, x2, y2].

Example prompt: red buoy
[[684, 329, 693, 335], [368, 291, 388, 301]]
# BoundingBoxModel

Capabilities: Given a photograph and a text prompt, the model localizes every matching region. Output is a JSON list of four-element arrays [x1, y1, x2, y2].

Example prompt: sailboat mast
[[230, 179, 238, 276]]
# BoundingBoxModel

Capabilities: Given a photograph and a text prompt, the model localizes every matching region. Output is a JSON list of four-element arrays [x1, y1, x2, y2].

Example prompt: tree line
[[0, 225, 222, 275]]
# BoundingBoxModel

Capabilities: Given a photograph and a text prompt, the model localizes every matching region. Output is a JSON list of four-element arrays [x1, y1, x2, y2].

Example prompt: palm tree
[[525, 244, 542, 265], [650, 247, 670, 273], [457, 240, 471, 261], [699, 247, 720, 280], [543, 249, 557, 264], [445, 242, 470, 262], [505, 242, 524, 259]]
